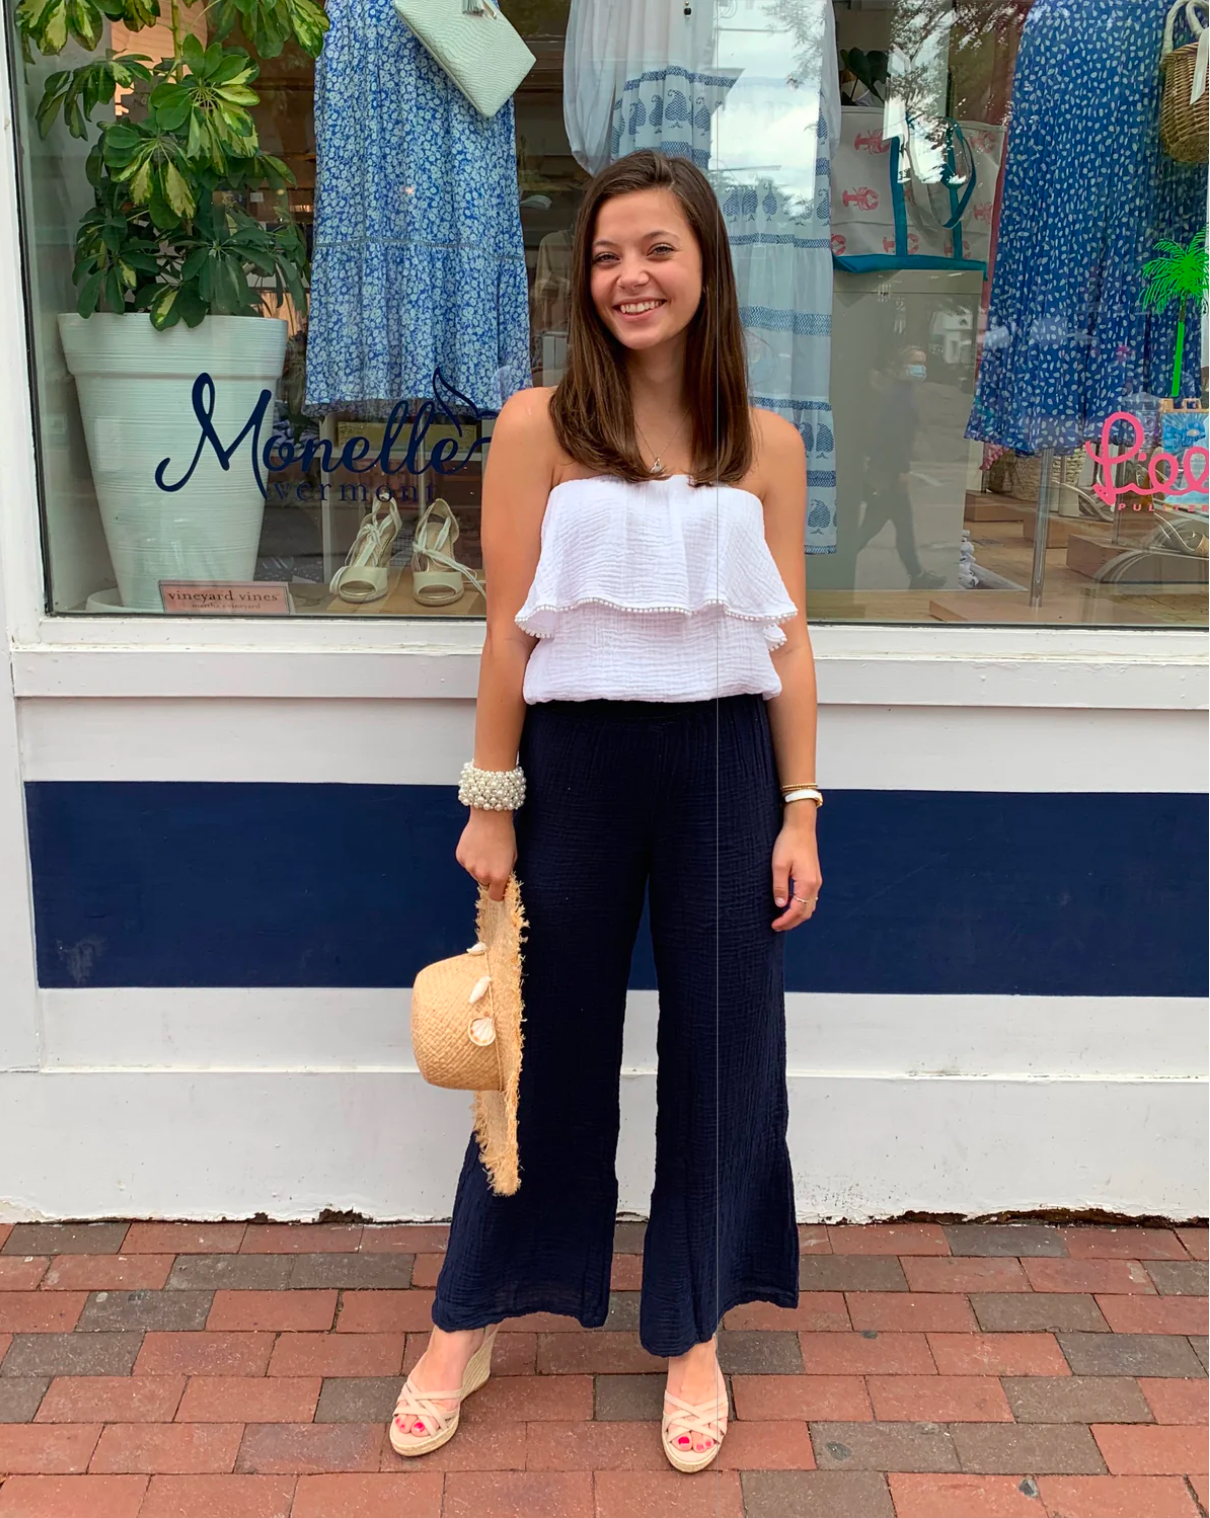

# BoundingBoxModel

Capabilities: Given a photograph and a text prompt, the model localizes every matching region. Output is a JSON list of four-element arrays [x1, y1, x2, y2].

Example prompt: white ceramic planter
[[58, 312, 289, 611]]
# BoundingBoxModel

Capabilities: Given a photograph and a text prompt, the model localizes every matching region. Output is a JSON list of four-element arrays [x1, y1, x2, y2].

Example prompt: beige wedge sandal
[[389, 1324, 499, 1458], [661, 1360, 729, 1473]]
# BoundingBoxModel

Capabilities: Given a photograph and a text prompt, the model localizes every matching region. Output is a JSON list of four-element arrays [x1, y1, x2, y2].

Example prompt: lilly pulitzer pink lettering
[[1083, 411, 1209, 510]]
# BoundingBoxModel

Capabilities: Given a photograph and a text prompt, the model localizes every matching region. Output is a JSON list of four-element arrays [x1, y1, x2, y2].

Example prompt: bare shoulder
[[751, 406, 805, 468], [748, 406, 805, 503], [492, 385, 558, 447]]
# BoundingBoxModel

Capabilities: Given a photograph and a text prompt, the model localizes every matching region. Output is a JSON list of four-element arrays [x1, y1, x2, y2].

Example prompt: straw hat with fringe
[[410, 875, 526, 1196]]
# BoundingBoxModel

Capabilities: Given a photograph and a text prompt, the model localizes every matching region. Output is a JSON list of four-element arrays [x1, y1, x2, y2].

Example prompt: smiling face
[[588, 187, 704, 355]]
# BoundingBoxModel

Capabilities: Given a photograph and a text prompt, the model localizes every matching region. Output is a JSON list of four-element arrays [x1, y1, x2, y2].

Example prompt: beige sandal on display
[[388, 1324, 499, 1458], [329, 493, 401, 603], [410, 496, 485, 606], [662, 1358, 729, 1473]]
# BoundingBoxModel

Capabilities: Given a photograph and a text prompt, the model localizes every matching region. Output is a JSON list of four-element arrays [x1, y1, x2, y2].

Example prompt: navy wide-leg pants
[[432, 695, 799, 1357]]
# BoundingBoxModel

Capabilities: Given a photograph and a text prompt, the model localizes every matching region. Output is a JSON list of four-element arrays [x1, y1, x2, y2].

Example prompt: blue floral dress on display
[[966, 0, 1206, 456], [306, 0, 531, 416]]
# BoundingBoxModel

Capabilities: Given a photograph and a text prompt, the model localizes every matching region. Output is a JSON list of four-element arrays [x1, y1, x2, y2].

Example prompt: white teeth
[[619, 300, 662, 314]]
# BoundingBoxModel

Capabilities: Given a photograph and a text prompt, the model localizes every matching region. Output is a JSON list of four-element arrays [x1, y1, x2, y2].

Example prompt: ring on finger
[[792, 893, 817, 905]]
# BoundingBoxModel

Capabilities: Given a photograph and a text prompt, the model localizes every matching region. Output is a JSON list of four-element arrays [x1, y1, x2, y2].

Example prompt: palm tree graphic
[[1142, 229, 1208, 399]]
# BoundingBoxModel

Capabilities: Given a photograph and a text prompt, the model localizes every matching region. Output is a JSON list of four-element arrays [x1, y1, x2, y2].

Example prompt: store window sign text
[[1084, 410, 1209, 510], [154, 370, 491, 499]]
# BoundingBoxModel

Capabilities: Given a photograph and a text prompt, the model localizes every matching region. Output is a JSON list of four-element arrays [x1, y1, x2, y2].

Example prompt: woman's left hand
[[771, 810, 822, 932]]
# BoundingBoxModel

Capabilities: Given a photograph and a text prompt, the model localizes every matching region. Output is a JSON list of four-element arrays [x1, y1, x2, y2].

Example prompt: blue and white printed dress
[[966, 0, 1206, 455], [306, 0, 531, 416], [564, 0, 840, 552]]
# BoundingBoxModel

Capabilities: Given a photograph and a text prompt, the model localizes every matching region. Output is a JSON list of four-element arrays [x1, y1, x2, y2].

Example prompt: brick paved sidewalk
[[0, 1218, 1206, 1517]]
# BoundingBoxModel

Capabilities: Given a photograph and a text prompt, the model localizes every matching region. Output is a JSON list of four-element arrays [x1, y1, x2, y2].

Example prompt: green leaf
[[216, 83, 259, 106], [162, 161, 194, 219], [65, 0, 102, 50], [212, 50, 254, 84], [180, 245, 209, 280], [285, 0, 327, 55], [149, 81, 192, 128], [129, 159, 153, 203], [176, 283, 208, 326], [102, 120, 142, 161], [41, 1, 69, 53], [147, 174, 179, 230], [149, 284, 179, 329], [77, 269, 103, 317], [181, 31, 206, 71], [35, 77, 69, 137]]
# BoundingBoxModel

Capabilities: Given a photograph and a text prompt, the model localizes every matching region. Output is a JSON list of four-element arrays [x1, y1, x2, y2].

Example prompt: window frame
[[0, 38, 1203, 714]]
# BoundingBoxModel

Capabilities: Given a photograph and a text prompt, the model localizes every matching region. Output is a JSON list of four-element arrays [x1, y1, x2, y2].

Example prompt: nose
[[614, 255, 651, 290]]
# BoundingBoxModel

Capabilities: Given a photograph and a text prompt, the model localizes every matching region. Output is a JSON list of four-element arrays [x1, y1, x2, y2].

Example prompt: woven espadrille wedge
[[389, 1325, 499, 1457], [661, 1356, 729, 1473]]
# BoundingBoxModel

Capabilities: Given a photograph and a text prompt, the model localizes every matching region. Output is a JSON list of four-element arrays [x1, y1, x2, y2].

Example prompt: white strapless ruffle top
[[515, 473, 797, 703]]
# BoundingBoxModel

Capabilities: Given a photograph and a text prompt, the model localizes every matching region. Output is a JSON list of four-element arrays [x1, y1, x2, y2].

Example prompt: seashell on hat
[[410, 875, 527, 1196]]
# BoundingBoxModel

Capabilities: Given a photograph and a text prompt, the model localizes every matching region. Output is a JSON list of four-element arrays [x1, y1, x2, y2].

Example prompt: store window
[[7, 0, 1208, 623]]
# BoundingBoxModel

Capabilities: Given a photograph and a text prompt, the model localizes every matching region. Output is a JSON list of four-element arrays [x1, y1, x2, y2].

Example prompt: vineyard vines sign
[[155, 368, 492, 499]]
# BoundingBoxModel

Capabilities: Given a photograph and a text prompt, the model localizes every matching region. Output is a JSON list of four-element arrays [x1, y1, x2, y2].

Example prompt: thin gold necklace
[[635, 413, 689, 476]]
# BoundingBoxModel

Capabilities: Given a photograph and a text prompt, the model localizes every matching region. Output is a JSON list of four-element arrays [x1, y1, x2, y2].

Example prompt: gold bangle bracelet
[[779, 783, 819, 792]]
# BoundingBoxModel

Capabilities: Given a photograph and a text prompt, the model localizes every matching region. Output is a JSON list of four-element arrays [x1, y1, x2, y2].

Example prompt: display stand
[[1028, 447, 1054, 607]]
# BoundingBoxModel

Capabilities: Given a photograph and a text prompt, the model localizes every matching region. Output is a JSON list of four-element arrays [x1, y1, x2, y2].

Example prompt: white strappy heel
[[389, 1324, 498, 1457], [329, 492, 401, 603], [662, 1353, 729, 1473], [410, 497, 485, 606]]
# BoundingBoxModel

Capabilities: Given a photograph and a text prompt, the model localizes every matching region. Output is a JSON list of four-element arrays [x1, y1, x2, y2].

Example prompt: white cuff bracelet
[[458, 762, 526, 811]]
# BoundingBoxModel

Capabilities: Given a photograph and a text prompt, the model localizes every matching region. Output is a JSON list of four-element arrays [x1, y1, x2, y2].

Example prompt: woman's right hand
[[455, 809, 518, 901]]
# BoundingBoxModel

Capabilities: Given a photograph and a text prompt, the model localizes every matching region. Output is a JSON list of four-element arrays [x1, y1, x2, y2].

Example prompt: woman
[[391, 149, 822, 1473]]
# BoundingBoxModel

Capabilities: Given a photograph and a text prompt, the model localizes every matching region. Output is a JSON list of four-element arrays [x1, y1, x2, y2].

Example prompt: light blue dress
[[966, 0, 1205, 455], [306, 0, 531, 416]]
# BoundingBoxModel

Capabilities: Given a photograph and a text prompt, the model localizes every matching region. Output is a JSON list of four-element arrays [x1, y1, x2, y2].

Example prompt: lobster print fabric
[[830, 105, 1005, 273]]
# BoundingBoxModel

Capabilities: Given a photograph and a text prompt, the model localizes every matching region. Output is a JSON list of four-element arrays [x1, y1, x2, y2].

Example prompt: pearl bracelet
[[458, 761, 526, 812]]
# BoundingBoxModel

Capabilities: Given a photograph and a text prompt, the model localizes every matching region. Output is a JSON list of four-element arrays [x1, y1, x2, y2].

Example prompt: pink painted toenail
[[413, 1422, 425, 1433], [678, 1435, 690, 1447]]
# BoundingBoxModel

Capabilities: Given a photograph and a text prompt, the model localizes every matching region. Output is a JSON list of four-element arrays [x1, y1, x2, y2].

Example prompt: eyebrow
[[591, 229, 681, 248]]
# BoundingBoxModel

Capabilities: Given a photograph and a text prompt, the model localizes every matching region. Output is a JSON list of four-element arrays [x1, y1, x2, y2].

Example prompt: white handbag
[[391, 0, 536, 119]]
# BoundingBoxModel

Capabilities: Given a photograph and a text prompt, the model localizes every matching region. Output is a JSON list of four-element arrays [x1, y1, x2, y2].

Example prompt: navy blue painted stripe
[[24, 783, 1208, 997]]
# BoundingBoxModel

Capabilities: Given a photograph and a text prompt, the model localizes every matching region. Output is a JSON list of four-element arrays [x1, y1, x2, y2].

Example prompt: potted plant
[[16, 0, 327, 609]]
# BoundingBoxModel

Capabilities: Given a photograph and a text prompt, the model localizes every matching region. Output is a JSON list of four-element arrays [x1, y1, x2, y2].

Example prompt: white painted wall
[[0, 40, 1204, 1226], [1, 667, 1206, 1224]]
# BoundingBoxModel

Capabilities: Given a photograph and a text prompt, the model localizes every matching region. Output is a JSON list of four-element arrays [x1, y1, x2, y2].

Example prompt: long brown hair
[[549, 150, 753, 487]]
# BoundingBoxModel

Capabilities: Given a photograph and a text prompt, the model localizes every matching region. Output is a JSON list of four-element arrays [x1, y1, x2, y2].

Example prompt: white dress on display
[[563, 0, 840, 552]]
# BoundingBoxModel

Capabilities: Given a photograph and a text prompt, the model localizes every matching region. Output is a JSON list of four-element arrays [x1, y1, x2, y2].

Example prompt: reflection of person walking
[[854, 347, 944, 590]]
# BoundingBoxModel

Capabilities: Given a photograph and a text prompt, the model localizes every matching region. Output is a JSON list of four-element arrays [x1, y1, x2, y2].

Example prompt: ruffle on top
[[516, 474, 799, 704], [515, 474, 797, 638]]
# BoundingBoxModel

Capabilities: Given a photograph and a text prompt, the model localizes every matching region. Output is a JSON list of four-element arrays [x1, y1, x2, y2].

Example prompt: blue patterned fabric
[[306, 0, 531, 416], [722, 122, 839, 554], [967, 0, 1206, 455], [609, 65, 739, 168]]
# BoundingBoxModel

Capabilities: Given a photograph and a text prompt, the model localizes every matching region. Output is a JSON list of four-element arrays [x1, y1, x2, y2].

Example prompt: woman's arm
[[454, 388, 555, 899], [754, 409, 823, 932]]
